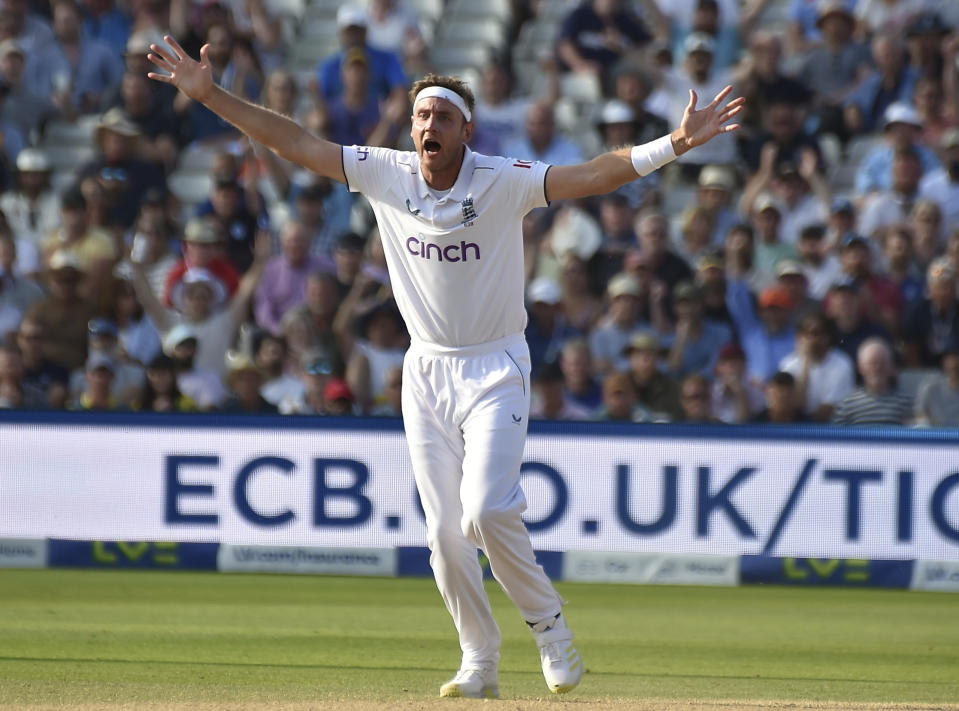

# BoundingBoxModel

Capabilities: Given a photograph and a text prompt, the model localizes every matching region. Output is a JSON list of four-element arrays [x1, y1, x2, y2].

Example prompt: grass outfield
[[0, 570, 957, 710]]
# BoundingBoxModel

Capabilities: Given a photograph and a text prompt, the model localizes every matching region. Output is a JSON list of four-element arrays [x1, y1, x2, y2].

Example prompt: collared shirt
[[726, 278, 797, 381], [25, 37, 122, 107], [854, 144, 940, 196], [254, 254, 335, 335], [779, 348, 856, 414], [918, 169, 959, 235], [342, 145, 549, 348]]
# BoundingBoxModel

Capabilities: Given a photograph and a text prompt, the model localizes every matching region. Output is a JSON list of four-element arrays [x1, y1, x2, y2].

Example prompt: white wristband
[[630, 135, 676, 177]]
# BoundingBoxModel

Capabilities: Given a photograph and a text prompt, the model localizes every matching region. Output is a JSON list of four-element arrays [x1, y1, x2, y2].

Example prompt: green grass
[[0, 569, 957, 706]]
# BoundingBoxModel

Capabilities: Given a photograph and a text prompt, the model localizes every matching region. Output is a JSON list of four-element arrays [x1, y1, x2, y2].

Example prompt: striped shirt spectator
[[832, 337, 912, 425]]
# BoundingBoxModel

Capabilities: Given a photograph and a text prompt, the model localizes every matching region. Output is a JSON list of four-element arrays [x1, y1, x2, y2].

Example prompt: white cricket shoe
[[439, 666, 500, 699], [530, 614, 583, 694]]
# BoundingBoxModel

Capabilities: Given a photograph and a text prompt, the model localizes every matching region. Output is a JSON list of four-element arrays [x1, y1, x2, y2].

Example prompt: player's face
[[411, 97, 473, 181]]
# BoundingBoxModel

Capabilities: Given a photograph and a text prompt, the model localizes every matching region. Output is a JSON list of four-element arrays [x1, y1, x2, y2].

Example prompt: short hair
[[799, 224, 826, 241], [767, 371, 796, 387], [857, 337, 894, 369], [409, 74, 476, 118]]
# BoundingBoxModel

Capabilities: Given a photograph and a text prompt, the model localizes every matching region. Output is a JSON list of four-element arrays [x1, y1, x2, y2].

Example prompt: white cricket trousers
[[402, 333, 563, 669]]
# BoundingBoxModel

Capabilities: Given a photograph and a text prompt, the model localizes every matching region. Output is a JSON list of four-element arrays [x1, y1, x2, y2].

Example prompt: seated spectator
[[837, 233, 904, 336], [800, 1, 870, 143], [589, 273, 651, 375], [676, 206, 715, 265], [825, 195, 856, 250], [825, 281, 892, 366], [592, 100, 661, 209], [844, 33, 920, 137], [903, 257, 959, 367], [0, 39, 55, 142], [693, 165, 739, 247], [326, 47, 406, 149], [855, 103, 940, 198], [746, 194, 798, 289], [26, 251, 98, 371], [281, 271, 345, 373], [113, 69, 182, 170], [254, 219, 333, 336], [524, 277, 577, 369], [796, 223, 843, 300], [324, 377, 357, 416], [859, 146, 925, 240], [664, 281, 733, 377], [909, 200, 947, 272], [636, 209, 694, 300], [366, 0, 426, 71], [502, 102, 583, 166], [0, 148, 59, 252], [774, 259, 819, 319], [0, 227, 43, 335], [559, 254, 602, 334], [724, 222, 762, 292], [82, 0, 131, 63], [41, 188, 117, 294], [204, 173, 263, 273], [530, 361, 591, 420], [163, 217, 239, 308], [914, 334, 959, 426], [15, 316, 69, 408], [0, 340, 45, 408], [77, 107, 167, 232], [594, 370, 651, 422], [594, 193, 637, 284], [67, 317, 145, 407], [678, 372, 720, 423], [25, 0, 121, 116], [0, 0, 54, 55], [906, 13, 953, 86], [624, 331, 681, 421], [855, 0, 928, 38], [161, 324, 226, 410], [833, 337, 913, 424], [918, 127, 959, 235], [132, 233, 271, 377], [559, 338, 603, 415], [330, 232, 368, 301], [101, 276, 162, 366], [778, 310, 855, 421], [315, 5, 406, 106], [740, 90, 820, 178], [278, 354, 334, 414], [751, 370, 807, 423], [912, 74, 955, 149], [711, 342, 765, 423], [69, 353, 122, 411], [470, 62, 531, 155], [695, 252, 735, 335], [221, 352, 277, 413], [137, 353, 197, 412], [883, 225, 925, 308], [345, 300, 407, 413], [254, 332, 304, 407], [556, 0, 651, 80]]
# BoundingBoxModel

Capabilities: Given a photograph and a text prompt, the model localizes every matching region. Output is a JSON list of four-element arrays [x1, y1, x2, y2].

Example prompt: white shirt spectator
[[780, 348, 856, 415], [261, 372, 307, 406], [918, 169, 959, 235], [803, 255, 845, 300], [663, 67, 737, 166], [780, 195, 829, 247]]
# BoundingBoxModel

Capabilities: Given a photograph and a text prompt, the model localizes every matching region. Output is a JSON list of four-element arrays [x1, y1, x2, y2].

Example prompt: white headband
[[413, 86, 472, 122]]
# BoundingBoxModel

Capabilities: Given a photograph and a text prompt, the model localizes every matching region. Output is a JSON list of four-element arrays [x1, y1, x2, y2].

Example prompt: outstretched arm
[[546, 86, 743, 202], [148, 36, 346, 184]]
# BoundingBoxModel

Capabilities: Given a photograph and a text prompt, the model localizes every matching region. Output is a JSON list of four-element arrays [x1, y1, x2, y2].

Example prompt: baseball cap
[[940, 128, 959, 150], [754, 193, 784, 214], [907, 12, 950, 37], [15, 148, 50, 172], [775, 259, 805, 278], [0, 38, 24, 59], [48, 250, 83, 272], [336, 4, 368, 29], [840, 232, 869, 250], [324, 378, 354, 402], [162, 323, 200, 355], [697, 252, 725, 271], [623, 331, 662, 355], [597, 99, 636, 126], [608, 273, 643, 299], [817, 0, 853, 25], [717, 342, 746, 361], [673, 280, 702, 301], [183, 217, 222, 244], [698, 165, 735, 191], [684, 32, 716, 55], [830, 196, 854, 214], [759, 286, 794, 310], [883, 102, 922, 130], [88, 317, 118, 338], [86, 353, 116, 373], [527, 277, 562, 305]]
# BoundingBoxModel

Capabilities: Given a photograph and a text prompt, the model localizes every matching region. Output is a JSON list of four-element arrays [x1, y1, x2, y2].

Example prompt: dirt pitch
[[5, 700, 959, 711]]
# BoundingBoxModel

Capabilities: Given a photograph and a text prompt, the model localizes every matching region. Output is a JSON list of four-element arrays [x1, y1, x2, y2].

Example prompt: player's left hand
[[674, 86, 744, 153]]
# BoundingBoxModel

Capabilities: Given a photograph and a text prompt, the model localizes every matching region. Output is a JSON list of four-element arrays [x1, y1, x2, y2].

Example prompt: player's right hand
[[147, 36, 215, 104]]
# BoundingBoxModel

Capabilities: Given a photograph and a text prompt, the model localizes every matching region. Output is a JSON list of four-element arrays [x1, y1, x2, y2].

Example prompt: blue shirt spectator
[[726, 278, 797, 381], [557, 0, 651, 74], [25, 33, 121, 113], [82, 1, 132, 63], [854, 143, 940, 196]]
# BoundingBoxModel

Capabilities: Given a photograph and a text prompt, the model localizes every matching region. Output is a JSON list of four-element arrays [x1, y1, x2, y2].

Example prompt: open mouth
[[423, 139, 441, 155]]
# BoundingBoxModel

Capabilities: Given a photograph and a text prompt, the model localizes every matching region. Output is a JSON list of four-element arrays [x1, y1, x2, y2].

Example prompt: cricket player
[[148, 36, 742, 699]]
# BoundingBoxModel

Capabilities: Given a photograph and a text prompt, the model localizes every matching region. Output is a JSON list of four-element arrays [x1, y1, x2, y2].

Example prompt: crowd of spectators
[[0, 0, 958, 426]]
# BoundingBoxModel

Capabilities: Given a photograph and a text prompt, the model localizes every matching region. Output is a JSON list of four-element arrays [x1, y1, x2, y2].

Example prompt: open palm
[[147, 36, 215, 103], [679, 86, 745, 150]]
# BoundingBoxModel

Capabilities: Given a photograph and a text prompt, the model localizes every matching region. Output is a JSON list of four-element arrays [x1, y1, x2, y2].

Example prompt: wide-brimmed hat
[[48, 250, 84, 273], [95, 107, 141, 144], [608, 273, 643, 299], [171, 269, 228, 311], [16, 148, 50, 172], [596, 99, 636, 127], [698, 164, 735, 191], [527, 277, 562, 305], [816, 0, 854, 26], [183, 217, 224, 244], [622, 331, 663, 356], [883, 102, 922, 130], [162, 323, 200, 355]]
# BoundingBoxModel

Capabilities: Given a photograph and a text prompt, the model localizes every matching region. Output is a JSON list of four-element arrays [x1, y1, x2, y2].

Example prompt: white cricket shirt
[[342, 145, 550, 348]]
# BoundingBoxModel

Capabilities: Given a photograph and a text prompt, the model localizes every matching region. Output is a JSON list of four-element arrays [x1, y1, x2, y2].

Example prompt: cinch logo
[[406, 236, 481, 262]]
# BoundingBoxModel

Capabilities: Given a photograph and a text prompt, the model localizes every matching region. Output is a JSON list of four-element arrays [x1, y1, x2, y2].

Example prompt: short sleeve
[[502, 159, 551, 215], [341, 145, 402, 201]]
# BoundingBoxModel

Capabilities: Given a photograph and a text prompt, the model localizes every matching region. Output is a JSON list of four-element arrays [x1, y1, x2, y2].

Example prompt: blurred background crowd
[[0, 0, 958, 426]]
